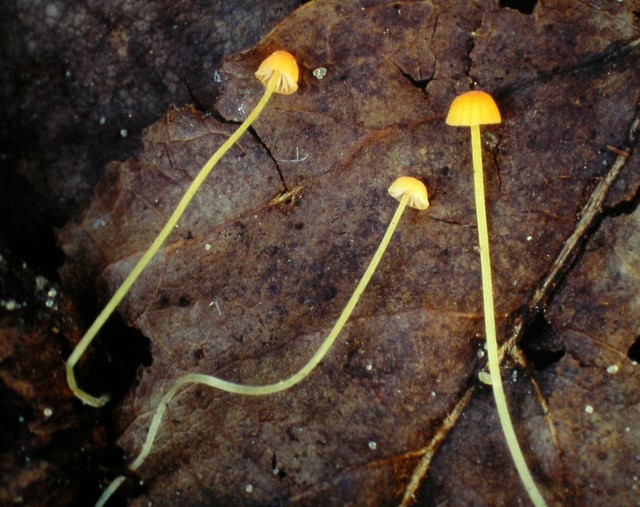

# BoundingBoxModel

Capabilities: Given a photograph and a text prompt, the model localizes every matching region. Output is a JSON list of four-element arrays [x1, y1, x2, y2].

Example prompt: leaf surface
[[59, 1, 640, 505]]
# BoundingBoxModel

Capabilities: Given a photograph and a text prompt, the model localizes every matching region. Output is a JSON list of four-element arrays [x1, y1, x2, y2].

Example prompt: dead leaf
[[0, 0, 302, 268], [59, 1, 640, 505], [0, 247, 109, 506], [543, 206, 640, 506]]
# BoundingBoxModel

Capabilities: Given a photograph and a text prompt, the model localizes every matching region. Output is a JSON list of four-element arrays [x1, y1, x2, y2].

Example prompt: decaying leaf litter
[[58, 1, 640, 505]]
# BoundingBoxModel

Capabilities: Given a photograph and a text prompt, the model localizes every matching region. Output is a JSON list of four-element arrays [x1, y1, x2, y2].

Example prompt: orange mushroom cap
[[255, 50, 299, 95], [445, 90, 501, 127], [388, 176, 429, 210]]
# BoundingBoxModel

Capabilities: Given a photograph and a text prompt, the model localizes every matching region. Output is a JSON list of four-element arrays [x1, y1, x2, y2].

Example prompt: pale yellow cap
[[445, 90, 501, 126], [255, 50, 299, 95], [388, 176, 429, 210]]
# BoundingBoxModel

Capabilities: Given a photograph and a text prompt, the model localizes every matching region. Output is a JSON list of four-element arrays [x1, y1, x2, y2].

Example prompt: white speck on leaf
[[313, 67, 327, 79]]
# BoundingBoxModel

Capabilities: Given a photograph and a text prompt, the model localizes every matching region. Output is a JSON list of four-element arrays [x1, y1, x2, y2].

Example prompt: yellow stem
[[94, 476, 125, 507], [66, 79, 278, 407], [94, 193, 411, 506], [470, 125, 547, 507]]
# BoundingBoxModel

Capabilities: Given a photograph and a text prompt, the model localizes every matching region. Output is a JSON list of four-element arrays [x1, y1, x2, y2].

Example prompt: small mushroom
[[388, 175, 430, 210], [446, 90, 501, 127], [255, 50, 299, 95], [66, 51, 300, 407], [446, 91, 547, 507], [94, 177, 429, 507]]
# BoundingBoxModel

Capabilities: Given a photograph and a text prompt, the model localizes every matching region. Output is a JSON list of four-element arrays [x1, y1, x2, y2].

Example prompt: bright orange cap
[[255, 50, 299, 95], [388, 176, 429, 210], [445, 90, 501, 127]]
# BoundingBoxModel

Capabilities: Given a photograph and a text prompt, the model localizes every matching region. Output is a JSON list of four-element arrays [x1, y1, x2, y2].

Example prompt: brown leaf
[[543, 207, 640, 506], [0, 0, 302, 258], [0, 248, 109, 506], [59, 1, 640, 505]]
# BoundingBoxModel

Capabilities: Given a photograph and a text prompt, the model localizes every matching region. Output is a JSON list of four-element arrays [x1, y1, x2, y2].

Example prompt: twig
[[399, 94, 640, 506]]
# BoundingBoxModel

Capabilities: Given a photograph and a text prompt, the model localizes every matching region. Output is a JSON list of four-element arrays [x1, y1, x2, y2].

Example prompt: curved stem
[[470, 125, 547, 507], [94, 476, 125, 507], [95, 193, 411, 506], [66, 79, 278, 407]]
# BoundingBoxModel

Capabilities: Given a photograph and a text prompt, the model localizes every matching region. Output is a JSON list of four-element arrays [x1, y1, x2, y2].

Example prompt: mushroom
[[255, 50, 299, 95], [94, 176, 428, 507], [446, 90, 547, 507], [66, 50, 300, 407]]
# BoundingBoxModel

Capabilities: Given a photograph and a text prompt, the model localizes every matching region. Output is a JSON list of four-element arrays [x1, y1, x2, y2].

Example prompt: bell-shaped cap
[[388, 176, 429, 210], [446, 90, 501, 127], [255, 50, 299, 95]]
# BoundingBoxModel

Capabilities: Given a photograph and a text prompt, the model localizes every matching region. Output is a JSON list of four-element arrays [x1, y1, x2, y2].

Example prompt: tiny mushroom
[[66, 50, 300, 407], [94, 176, 429, 507], [446, 91, 547, 507], [388, 175, 430, 210], [255, 50, 299, 95]]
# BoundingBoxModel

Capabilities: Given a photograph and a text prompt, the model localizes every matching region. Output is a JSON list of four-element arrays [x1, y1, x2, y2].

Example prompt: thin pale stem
[[94, 476, 125, 507], [66, 79, 278, 407], [95, 192, 411, 507], [470, 125, 546, 507]]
